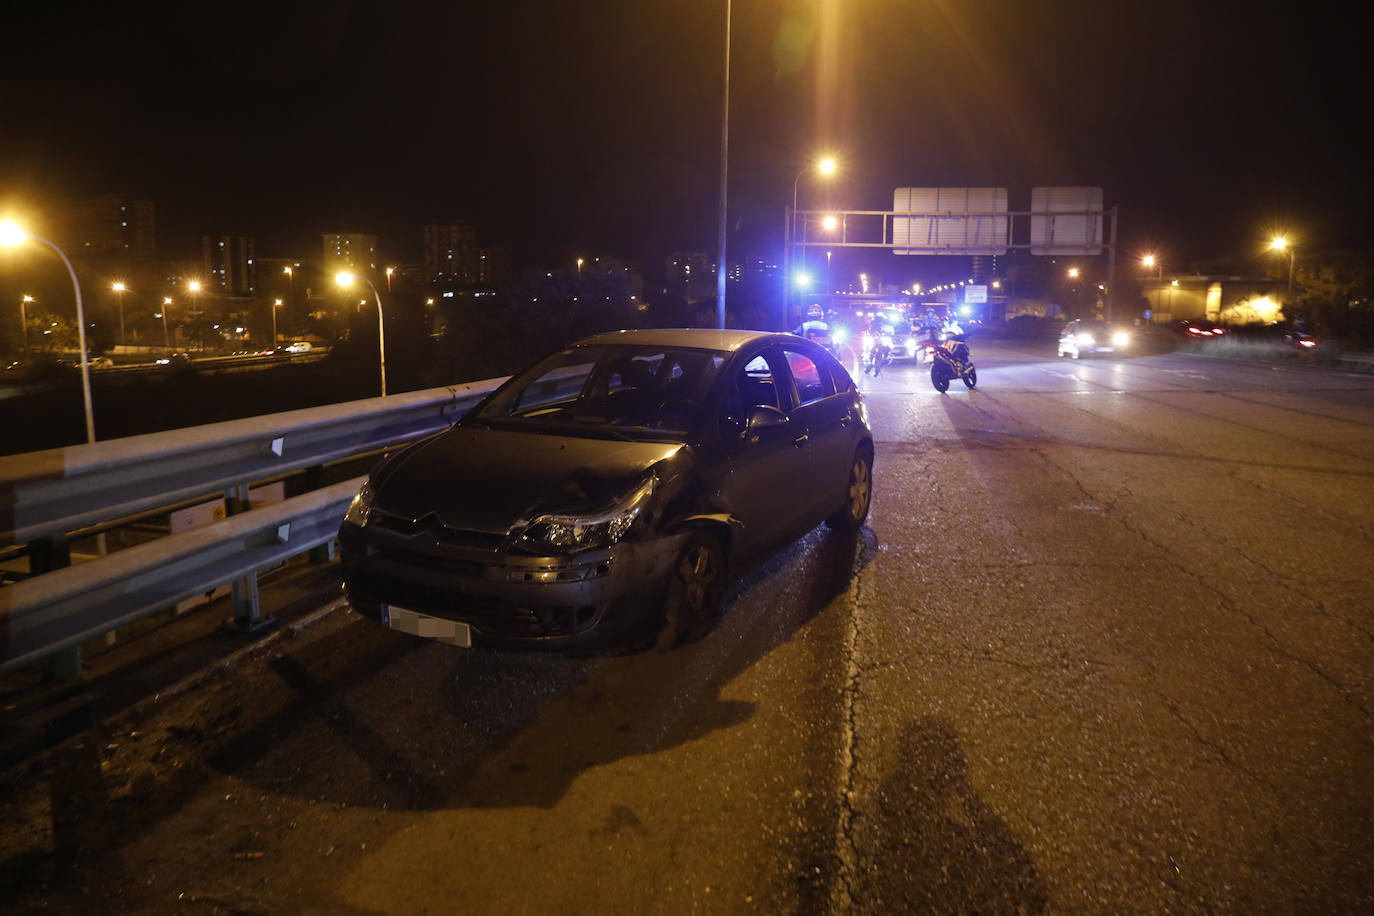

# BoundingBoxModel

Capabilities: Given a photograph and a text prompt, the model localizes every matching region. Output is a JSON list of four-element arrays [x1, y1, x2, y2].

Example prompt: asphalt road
[[2, 340, 1371, 914]]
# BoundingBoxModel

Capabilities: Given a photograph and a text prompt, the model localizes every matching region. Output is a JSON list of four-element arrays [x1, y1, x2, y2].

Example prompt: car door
[[714, 346, 813, 552], [779, 343, 854, 522]]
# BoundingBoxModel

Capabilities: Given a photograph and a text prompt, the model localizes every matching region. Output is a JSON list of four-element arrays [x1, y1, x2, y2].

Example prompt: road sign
[[892, 188, 1009, 255], [1030, 187, 1103, 255], [965, 284, 988, 304]]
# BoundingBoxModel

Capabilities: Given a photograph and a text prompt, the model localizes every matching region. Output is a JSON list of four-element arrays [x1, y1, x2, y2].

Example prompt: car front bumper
[[339, 522, 685, 651]]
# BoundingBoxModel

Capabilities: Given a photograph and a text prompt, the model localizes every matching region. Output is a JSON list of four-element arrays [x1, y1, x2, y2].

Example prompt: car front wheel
[[826, 445, 873, 531], [655, 531, 726, 650]]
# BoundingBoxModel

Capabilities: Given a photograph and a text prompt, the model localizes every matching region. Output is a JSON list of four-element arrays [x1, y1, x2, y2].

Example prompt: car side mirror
[[742, 405, 787, 442]]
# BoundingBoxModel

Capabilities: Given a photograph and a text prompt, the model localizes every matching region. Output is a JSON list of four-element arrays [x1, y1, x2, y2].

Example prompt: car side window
[[782, 348, 834, 406], [720, 352, 782, 437]]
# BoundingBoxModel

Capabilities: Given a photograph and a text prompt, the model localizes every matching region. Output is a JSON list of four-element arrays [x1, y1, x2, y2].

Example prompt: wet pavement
[[2, 339, 1371, 913]]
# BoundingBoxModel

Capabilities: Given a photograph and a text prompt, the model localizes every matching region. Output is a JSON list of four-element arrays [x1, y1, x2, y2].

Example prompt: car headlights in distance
[[1112, 331, 1130, 346], [1077, 332, 1096, 346], [344, 482, 375, 527], [518, 475, 656, 554]]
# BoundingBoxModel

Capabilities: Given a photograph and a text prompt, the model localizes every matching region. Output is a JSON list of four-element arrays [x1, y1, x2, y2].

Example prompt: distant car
[[1170, 319, 1226, 340], [339, 328, 875, 652], [87, 356, 115, 369], [284, 341, 313, 354], [156, 351, 191, 368], [1057, 319, 1132, 359]]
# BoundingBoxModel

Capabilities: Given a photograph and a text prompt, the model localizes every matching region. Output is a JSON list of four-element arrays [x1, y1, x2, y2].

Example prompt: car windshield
[[471, 344, 727, 439]]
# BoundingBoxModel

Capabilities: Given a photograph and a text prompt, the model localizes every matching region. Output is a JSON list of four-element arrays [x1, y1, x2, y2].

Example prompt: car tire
[[655, 530, 726, 650], [931, 363, 950, 393], [963, 367, 977, 389], [826, 445, 873, 531]]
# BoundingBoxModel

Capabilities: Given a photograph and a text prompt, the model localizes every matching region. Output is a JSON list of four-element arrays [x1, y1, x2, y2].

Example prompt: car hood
[[371, 426, 685, 534]]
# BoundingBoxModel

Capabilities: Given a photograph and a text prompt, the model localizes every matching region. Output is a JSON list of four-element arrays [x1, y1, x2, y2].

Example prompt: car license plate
[[382, 604, 471, 647]]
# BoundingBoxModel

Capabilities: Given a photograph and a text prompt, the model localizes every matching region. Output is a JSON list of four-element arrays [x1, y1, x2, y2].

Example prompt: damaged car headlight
[[517, 475, 655, 554], [343, 481, 375, 528]]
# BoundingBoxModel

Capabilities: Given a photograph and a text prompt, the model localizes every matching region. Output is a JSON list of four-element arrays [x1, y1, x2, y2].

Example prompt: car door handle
[[840, 411, 853, 427], [793, 432, 809, 448]]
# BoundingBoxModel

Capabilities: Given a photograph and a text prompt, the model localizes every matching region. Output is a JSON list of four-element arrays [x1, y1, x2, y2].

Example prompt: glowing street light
[[335, 272, 387, 396], [385, 266, 395, 292], [1067, 267, 1080, 279], [821, 214, 838, 232], [794, 271, 813, 290], [272, 298, 283, 350], [0, 219, 96, 442], [787, 154, 840, 324]]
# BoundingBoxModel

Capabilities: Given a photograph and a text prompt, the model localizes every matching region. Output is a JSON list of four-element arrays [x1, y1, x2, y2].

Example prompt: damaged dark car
[[338, 328, 874, 651]]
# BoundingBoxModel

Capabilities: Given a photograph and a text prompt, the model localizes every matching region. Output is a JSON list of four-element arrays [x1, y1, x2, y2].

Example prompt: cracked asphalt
[[2, 339, 1371, 914]]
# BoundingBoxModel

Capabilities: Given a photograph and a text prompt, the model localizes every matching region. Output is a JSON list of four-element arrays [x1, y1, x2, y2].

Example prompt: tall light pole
[[385, 266, 394, 292], [1, 219, 96, 443], [1270, 236, 1296, 305], [161, 297, 173, 352], [20, 294, 34, 357], [1142, 255, 1162, 322], [787, 156, 837, 327], [716, 0, 732, 330], [272, 298, 283, 350], [186, 280, 203, 352], [336, 272, 386, 396], [111, 281, 127, 351]]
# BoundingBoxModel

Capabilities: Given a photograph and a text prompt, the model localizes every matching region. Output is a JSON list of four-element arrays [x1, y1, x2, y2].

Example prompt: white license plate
[[382, 604, 471, 647]]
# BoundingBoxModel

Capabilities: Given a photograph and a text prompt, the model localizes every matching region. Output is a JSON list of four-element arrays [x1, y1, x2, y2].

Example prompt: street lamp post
[[161, 297, 173, 352], [0, 220, 96, 443], [20, 294, 34, 357], [186, 280, 202, 352], [336, 272, 387, 396], [272, 299, 283, 350], [111, 281, 127, 351], [786, 156, 837, 327], [385, 266, 394, 292], [1270, 237, 1296, 304]]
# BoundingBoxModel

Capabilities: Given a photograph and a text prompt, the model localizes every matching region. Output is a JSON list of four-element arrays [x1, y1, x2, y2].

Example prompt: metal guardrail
[[0, 479, 361, 671], [0, 376, 507, 673], [0, 378, 501, 547]]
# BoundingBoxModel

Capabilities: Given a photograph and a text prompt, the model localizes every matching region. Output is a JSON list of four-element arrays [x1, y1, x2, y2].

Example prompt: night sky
[[1, 0, 1368, 284]]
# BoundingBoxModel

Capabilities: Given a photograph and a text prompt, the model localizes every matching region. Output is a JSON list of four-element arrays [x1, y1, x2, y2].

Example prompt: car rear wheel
[[826, 445, 873, 531], [655, 531, 726, 650]]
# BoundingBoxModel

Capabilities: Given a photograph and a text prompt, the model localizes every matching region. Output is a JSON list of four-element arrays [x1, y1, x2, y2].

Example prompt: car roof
[[573, 328, 789, 353]]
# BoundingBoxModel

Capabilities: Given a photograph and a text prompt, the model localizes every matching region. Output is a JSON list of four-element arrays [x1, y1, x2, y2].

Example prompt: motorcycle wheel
[[963, 367, 977, 389], [931, 363, 950, 393]]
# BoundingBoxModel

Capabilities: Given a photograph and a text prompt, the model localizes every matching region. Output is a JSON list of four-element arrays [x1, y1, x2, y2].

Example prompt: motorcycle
[[930, 332, 977, 392], [861, 332, 893, 377]]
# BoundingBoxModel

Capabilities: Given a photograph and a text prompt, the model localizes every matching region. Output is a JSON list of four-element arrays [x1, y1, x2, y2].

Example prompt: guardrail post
[[224, 484, 274, 633], [31, 536, 83, 680], [304, 466, 337, 563]]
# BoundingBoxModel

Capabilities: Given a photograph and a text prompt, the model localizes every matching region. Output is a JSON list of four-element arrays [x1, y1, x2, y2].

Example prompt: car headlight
[[517, 475, 655, 554], [344, 481, 375, 527], [1077, 332, 1096, 345], [879, 335, 893, 348], [1112, 331, 1129, 346]]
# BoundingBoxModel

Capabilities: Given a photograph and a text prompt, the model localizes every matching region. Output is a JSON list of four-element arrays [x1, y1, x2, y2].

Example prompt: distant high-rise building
[[425, 225, 478, 283], [478, 245, 514, 284], [53, 194, 158, 262], [322, 233, 380, 281], [203, 234, 256, 294]]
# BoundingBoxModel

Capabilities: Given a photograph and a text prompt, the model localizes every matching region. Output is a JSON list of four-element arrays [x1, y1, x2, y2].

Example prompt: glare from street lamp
[[1270, 236, 1288, 251], [817, 157, 837, 175], [22, 294, 34, 303], [283, 266, 293, 276], [188, 281, 202, 293], [0, 219, 29, 247], [822, 214, 838, 231], [1068, 268, 1080, 278], [794, 271, 813, 290], [335, 272, 356, 288], [1141, 255, 1156, 268], [112, 281, 126, 292]]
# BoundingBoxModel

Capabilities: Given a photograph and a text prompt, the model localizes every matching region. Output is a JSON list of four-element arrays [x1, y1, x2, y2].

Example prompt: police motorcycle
[[861, 320, 895, 377], [930, 319, 977, 392], [914, 310, 944, 365]]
